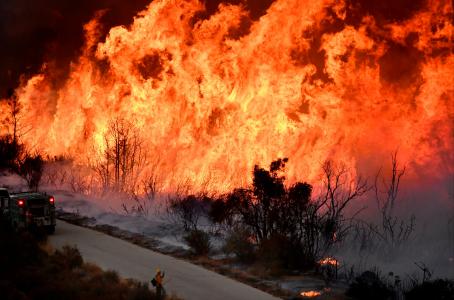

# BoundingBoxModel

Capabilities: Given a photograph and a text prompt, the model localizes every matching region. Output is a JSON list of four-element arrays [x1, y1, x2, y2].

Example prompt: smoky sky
[[0, 0, 154, 98], [0, 0, 434, 99], [0, 0, 277, 98]]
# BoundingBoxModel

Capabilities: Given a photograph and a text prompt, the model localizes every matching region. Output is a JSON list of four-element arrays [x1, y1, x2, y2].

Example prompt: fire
[[318, 257, 338, 266], [2, 0, 453, 193], [301, 290, 321, 298]]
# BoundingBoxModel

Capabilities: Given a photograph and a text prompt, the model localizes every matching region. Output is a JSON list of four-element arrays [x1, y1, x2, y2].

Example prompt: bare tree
[[4, 89, 31, 142], [354, 152, 416, 255], [374, 152, 415, 250], [68, 167, 95, 195], [0, 90, 26, 171], [8, 93, 20, 143], [142, 158, 163, 203], [296, 160, 368, 261], [94, 117, 147, 193], [318, 160, 369, 244]]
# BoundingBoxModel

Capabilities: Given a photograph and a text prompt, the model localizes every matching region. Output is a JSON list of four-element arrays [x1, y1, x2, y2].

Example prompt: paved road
[[49, 220, 280, 300]]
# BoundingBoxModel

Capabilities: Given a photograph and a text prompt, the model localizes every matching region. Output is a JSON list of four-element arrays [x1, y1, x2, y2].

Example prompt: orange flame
[[301, 290, 321, 297], [319, 257, 339, 266], [3, 0, 453, 193]]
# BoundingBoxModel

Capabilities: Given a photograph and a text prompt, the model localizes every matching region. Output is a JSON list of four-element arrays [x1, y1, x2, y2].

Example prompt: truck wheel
[[47, 225, 55, 234]]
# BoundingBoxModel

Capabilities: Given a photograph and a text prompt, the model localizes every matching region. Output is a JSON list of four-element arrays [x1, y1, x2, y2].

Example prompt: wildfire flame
[[2, 0, 453, 192], [301, 290, 321, 298], [318, 257, 339, 266]]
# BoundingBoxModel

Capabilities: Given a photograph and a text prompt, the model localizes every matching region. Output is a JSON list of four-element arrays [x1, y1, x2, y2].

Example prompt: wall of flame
[[3, 0, 453, 192]]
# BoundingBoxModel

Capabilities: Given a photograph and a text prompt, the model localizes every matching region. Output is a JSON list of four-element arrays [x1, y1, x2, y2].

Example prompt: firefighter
[[152, 268, 165, 299]]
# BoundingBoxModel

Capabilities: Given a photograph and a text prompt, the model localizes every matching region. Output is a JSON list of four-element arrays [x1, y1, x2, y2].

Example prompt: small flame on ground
[[300, 290, 321, 297], [318, 257, 338, 266]]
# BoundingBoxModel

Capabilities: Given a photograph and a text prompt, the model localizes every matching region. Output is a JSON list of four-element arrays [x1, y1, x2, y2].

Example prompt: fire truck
[[2, 190, 56, 234]]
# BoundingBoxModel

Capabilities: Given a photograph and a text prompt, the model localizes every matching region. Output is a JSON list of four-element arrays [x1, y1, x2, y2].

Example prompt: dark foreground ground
[[0, 217, 178, 300]]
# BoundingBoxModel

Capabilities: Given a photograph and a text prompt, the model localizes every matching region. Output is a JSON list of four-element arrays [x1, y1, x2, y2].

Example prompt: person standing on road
[[152, 268, 165, 299]]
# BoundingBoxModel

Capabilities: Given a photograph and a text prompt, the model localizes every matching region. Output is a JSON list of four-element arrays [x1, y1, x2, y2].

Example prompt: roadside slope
[[49, 220, 280, 300]]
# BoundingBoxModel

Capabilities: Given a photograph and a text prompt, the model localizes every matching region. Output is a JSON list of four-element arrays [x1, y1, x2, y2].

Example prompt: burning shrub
[[223, 227, 256, 263], [405, 279, 454, 300], [184, 229, 211, 256], [346, 270, 393, 300], [318, 257, 339, 282]]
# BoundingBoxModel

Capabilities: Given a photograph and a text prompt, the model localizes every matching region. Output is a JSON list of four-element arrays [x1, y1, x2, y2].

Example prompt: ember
[[300, 290, 321, 298], [319, 257, 339, 266]]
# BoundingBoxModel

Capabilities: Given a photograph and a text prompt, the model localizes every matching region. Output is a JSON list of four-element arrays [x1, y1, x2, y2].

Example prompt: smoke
[[339, 173, 454, 278], [0, 0, 152, 98], [346, 0, 426, 24]]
